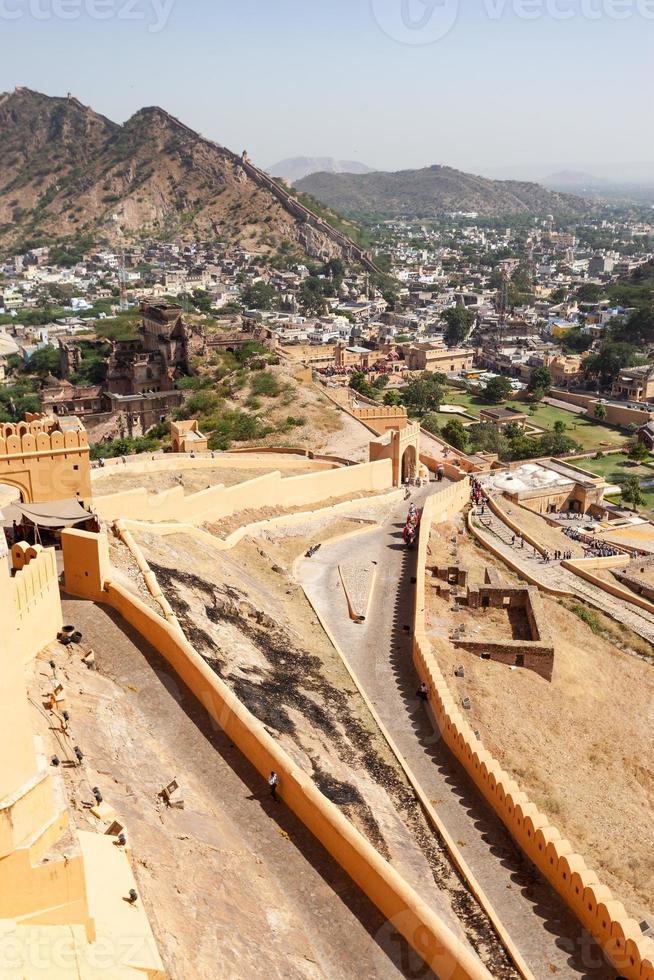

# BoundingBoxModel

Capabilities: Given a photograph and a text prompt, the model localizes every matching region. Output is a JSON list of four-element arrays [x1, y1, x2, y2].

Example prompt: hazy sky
[[1, 0, 652, 178]]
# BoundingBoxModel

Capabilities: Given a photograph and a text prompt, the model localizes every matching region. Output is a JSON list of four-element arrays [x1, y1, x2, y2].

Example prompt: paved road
[[298, 486, 614, 980]]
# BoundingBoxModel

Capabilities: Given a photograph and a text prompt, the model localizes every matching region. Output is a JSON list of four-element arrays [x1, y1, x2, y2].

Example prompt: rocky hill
[[0, 88, 367, 261], [296, 164, 585, 219]]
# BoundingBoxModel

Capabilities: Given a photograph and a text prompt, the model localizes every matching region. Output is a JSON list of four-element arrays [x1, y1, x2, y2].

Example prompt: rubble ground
[[132, 511, 519, 978], [427, 517, 654, 924], [49, 598, 434, 980]]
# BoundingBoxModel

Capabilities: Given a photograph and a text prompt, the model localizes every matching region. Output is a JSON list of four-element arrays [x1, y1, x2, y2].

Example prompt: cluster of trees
[[0, 378, 41, 422], [350, 371, 447, 416], [568, 260, 654, 385], [440, 416, 580, 462], [89, 434, 164, 461]]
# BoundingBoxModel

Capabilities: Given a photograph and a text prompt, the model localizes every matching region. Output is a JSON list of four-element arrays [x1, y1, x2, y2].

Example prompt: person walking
[[268, 771, 279, 802]]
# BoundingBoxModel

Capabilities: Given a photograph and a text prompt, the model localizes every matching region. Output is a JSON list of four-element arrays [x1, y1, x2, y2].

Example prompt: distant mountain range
[[542, 169, 654, 202], [0, 88, 362, 259], [268, 157, 375, 183], [295, 164, 584, 219], [543, 170, 609, 190]]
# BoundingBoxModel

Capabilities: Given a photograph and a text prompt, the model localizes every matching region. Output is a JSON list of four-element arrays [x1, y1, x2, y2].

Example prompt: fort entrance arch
[[368, 421, 421, 487], [0, 418, 91, 505]]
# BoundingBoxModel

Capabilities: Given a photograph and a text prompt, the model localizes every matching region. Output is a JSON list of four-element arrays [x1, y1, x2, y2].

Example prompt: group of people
[[469, 476, 486, 509], [542, 549, 573, 563], [586, 544, 621, 558], [403, 503, 422, 547], [562, 526, 620, 557]]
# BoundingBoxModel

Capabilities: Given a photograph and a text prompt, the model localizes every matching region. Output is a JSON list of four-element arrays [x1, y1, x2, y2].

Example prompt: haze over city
[[1, 0, 653, 178]]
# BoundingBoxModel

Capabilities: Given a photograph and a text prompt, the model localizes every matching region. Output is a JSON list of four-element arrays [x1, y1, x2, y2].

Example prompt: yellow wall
[[94, 459, 394, 524], [414, 493, 654, 980], [61, 529, 490, 980], [0, 421, 91, 503], [9, 545, 63, 663], [0, 562, 46, 807]]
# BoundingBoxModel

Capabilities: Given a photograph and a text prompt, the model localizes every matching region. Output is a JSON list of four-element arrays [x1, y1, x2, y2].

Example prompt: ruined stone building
[[106, 302, 190, 396]]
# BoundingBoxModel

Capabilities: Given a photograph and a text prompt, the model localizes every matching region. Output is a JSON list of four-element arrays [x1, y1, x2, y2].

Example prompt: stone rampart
[[93, 459, 394, 524], [414, 494, 654, 979]]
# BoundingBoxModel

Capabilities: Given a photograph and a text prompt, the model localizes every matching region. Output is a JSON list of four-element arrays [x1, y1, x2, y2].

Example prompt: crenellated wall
[[413, 492, 654, 980], [0, 540, 165, 977], [350, 405, 409, 435], [0, 420, 91, 503], [9, 543, 63, 663]]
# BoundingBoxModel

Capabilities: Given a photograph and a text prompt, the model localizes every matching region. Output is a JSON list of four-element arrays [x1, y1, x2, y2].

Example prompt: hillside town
[[1, 211, 654, 463]]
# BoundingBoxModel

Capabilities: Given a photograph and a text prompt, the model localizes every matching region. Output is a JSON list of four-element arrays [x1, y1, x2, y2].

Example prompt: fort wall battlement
[[0, 421, 91, 504], [414, 491, 654, 979], [9, 544, 63, 663]]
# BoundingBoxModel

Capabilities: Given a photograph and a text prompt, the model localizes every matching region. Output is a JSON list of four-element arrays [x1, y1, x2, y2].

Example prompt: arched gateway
[[369, 421, 422, 487]]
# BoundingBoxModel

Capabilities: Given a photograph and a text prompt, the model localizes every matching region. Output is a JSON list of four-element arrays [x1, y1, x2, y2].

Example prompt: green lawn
[[605, 490, 654, 515], [568, 452, 654, 484], [442, 387, 628, 452]]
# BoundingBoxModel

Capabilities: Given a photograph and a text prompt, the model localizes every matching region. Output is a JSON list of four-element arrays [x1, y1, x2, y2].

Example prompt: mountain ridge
[[296, 163, 585, 219], [0, 88, 370, 263]]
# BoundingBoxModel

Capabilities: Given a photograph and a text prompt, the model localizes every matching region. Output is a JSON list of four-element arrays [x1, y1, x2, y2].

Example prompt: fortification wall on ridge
[[93, 459, 394, 524]]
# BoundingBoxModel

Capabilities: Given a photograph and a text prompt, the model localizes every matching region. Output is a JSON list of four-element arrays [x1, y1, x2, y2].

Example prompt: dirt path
[[297, 486, 614, 979]]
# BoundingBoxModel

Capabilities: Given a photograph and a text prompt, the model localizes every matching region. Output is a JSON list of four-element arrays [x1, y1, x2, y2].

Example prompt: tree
[[553, 419, 566, 436], [402, 375, 444, 416], [442, 306, 474, 347], [349, 371, 376, 400], [576, 283, 603, 303], [621, 475, 645, 511], [467, 422, 509, 458], [421, 413, 440, 436], [594, 402, 608, 421], [442, 418, 469, 452], [482, 376, 513, 404], [241, 281, 279, 311], [584, 342, 636, 387], [25, 346, 60, 377], [383, 389, 401, 406], [298, 276, 327, 315], [190, 289, 214, 315], [628, 440, 650, 463], [539, 431, 579, 456], [508, 434, 542, 460], [528, 366, 552, 396]]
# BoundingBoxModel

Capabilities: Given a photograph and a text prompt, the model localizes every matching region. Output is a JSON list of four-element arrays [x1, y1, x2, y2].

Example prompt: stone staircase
[[474, 506, 654, 649]]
